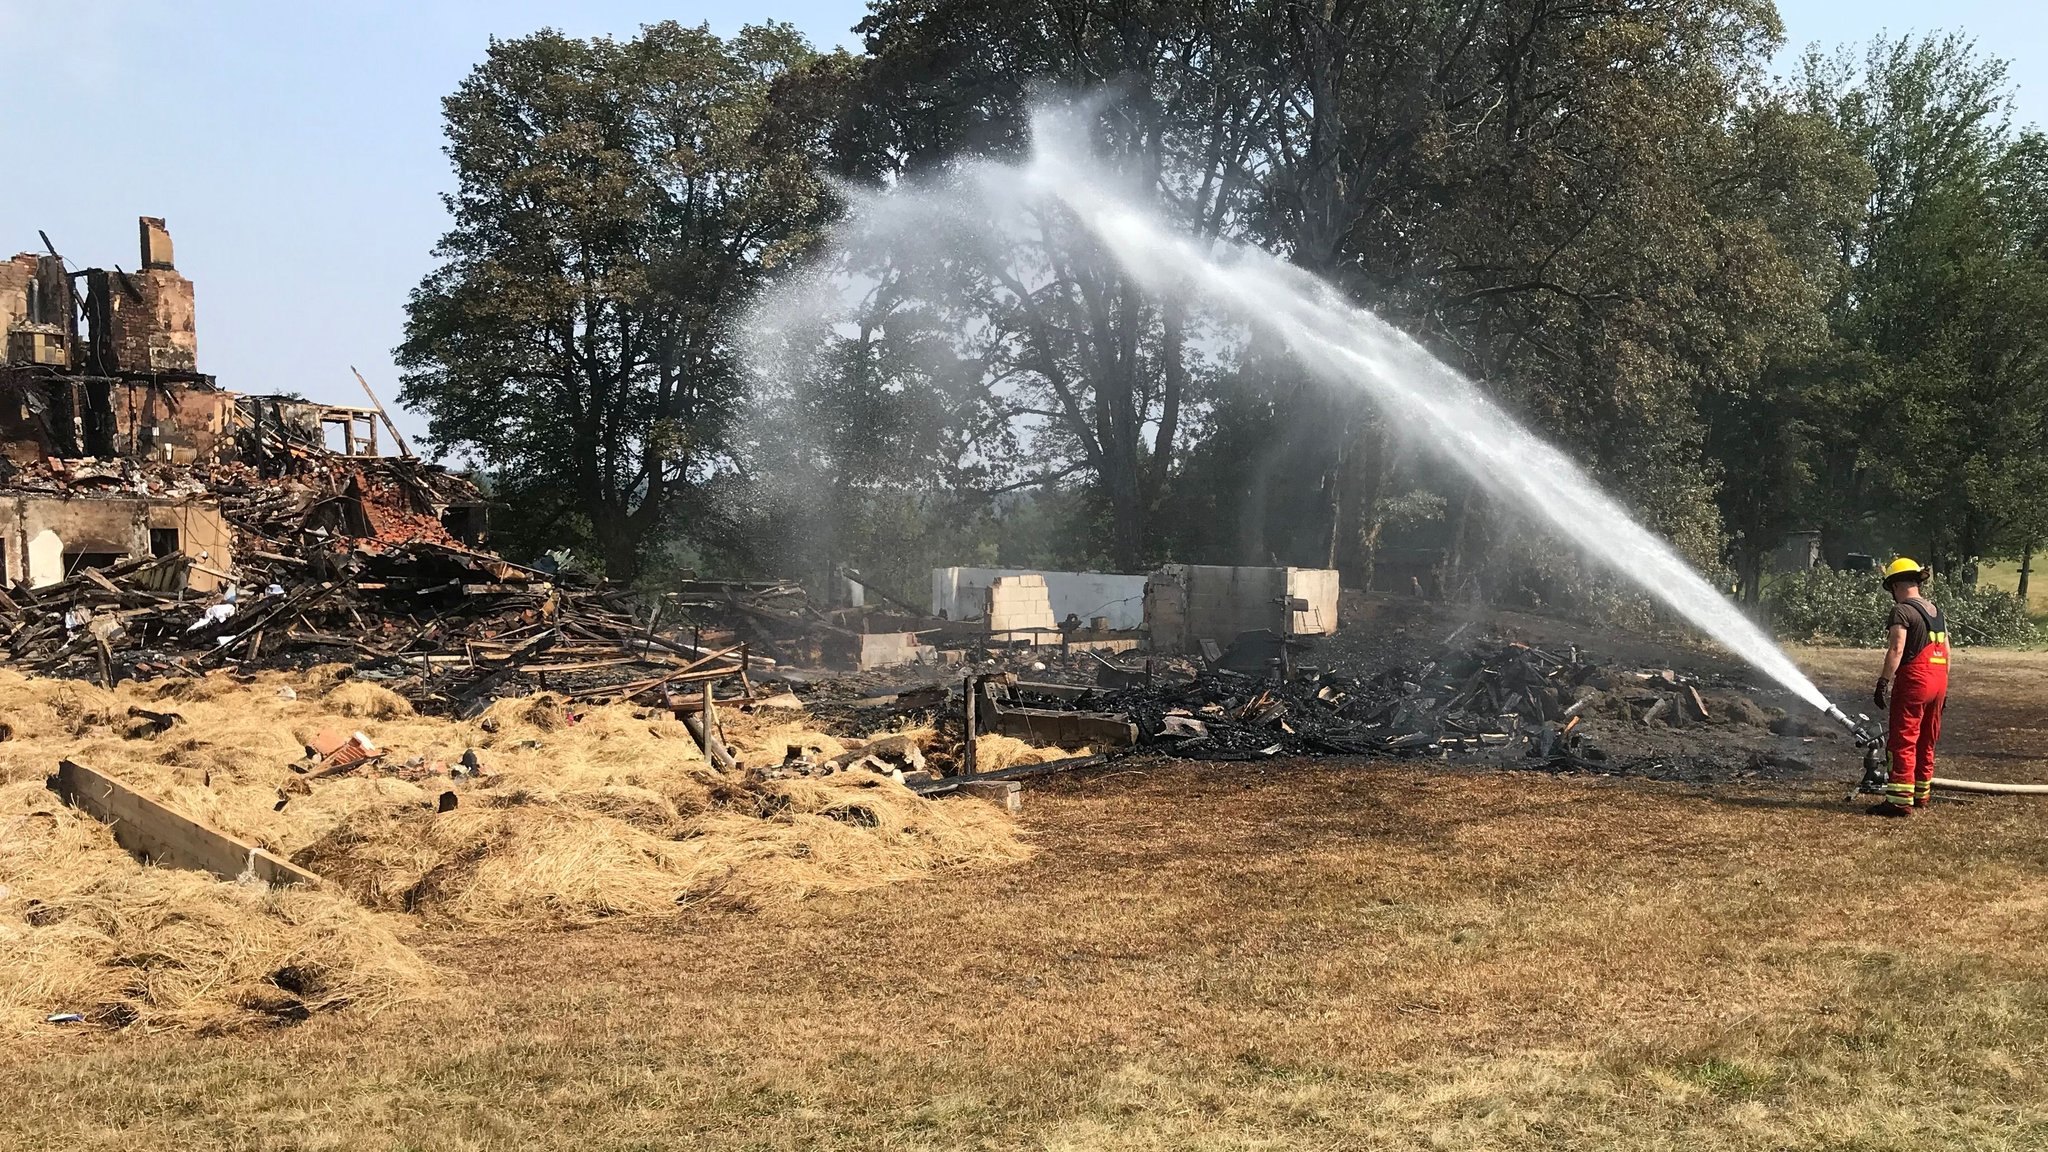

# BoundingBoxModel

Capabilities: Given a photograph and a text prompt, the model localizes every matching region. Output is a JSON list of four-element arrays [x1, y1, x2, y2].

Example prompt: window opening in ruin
[[64, 552, 123, 575], [319, 413, 378, 457], [150, 528, 181, 558], [441, 504, 487, 545]]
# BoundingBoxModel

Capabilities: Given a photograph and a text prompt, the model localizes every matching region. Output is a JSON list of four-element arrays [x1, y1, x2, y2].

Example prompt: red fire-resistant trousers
[[1885, 668, 1947, 808]]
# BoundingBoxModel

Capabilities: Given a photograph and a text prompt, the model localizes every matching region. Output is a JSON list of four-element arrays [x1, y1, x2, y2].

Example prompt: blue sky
[[0, 1, 2039, 456]]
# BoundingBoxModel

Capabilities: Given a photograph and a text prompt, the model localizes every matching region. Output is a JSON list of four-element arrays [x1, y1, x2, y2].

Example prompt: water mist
[[754, 106, 1862, 731]]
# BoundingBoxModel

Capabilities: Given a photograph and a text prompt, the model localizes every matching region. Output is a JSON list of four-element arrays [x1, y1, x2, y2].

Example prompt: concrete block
[[985, 574, 1056, 634], [857, 632, 936, 670], [1144, 563, 1340, 653], [957, 779, 1022, 814], [933, 568, 1146, 629], [1062, 637, 1143, 655]]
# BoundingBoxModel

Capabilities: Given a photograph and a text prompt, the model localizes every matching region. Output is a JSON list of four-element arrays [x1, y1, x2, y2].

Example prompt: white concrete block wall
[[986, 575, 1057, 633], [1285, 567, 1341, 636], [932, 567, 1147, 629]]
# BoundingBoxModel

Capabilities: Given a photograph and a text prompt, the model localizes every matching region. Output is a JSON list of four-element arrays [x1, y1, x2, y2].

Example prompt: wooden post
[[699, 680, 734, 770], [640, 599, 662, 654], [962, 673, 979, 779]]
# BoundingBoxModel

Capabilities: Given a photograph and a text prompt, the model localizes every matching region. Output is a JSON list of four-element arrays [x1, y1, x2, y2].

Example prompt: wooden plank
[[1008, 680, 1096, 702], [565, 644, 746, 702], [49, 760, 321, 887], [910, 753, 1109, 795], [453, 627, 561, 718], [700, 681, 735, 770], [962, 673, 980, 777], [350, 368, 412, 456]]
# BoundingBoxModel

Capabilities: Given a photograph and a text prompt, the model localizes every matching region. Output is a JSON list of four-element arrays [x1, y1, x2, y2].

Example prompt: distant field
[[1972, 559, 2048, 622]]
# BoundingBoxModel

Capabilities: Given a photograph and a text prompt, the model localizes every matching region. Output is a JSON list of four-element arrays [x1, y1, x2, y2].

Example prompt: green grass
[[1973, 558, 2048, 625]]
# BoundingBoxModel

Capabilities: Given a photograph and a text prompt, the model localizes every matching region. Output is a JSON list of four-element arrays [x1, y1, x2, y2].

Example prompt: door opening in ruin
[[150, 528, 181, 558]]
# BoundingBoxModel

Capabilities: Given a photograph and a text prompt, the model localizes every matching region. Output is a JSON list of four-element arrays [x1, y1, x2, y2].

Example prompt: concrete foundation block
[[957, 779, 1022, 814]]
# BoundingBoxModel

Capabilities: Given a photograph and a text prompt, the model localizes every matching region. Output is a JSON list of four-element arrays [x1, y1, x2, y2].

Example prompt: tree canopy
[[398, 21, 838, 578], [402, 10, 2048, 610]]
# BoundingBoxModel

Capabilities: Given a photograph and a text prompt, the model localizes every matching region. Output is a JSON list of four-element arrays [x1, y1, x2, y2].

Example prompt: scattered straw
[[0, 666, 1029, 1034]]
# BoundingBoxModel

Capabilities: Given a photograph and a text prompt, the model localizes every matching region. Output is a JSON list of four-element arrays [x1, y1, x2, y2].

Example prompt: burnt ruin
[[0, 218, 487, 592]]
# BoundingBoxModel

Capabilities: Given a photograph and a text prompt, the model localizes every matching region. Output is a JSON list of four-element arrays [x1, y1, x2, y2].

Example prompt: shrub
[[1766, 568, 2041, 647], [1943, 580, 2044, 647]]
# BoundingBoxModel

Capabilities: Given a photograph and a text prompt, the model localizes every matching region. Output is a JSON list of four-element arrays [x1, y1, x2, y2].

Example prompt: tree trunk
[[1739, 549, 1763, 606], [1442, 488, 1483, 602], [1108, 468, 1145, 572], [1331, 421, 1389, 589], [2021, 544, 2034, 601], [592, 503, 640, 583], [1324, 450, 1342, 572]]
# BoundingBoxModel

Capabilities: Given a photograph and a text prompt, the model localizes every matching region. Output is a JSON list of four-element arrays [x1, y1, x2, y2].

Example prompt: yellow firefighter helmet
[[1882, 557, 1931, 586]]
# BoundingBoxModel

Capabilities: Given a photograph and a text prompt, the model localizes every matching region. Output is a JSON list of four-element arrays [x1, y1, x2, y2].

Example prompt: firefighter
[[1870, 558, 1950, 816]]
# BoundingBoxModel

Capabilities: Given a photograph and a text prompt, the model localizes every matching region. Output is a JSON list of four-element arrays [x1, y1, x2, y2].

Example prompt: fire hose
[[1824, 703, 2048, 797], [1929, 778, 2048, 795]]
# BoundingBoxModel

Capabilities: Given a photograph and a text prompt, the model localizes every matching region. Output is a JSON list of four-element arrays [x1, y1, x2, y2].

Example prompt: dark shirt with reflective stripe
[[1888, 597, 1945, 663]]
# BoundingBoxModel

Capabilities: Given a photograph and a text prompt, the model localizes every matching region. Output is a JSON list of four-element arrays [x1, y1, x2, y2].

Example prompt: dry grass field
[[4, 646, 2046, 1150]]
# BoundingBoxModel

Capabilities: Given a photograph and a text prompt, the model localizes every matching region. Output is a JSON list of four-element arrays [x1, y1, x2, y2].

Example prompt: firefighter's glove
[[1873, 678, 1890, 710]]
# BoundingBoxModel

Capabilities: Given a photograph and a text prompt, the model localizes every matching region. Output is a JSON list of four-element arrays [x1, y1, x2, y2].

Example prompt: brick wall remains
[[92, 266, 197, 373], [0, 255, 33, 352]]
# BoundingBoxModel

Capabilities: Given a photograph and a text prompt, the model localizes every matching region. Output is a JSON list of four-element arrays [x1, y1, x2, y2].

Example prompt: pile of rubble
[[0, 216, 748, 711]]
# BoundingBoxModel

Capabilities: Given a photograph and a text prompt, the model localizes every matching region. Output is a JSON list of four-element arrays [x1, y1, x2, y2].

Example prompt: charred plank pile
[[0, 542, 766, 714], [1012, 635, 1677, 769]]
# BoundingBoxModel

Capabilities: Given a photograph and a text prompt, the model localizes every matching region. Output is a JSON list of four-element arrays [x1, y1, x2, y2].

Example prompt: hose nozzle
[[1823, 703, 1881, 748]]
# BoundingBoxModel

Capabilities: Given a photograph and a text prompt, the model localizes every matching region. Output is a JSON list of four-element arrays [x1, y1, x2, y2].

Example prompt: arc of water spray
[[1014, 111, 1857, 728]]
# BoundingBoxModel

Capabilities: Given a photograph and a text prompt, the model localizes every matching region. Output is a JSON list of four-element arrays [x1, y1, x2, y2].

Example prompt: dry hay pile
[[972, 733, 1093, 772], [0, 667, 1027, 1034]]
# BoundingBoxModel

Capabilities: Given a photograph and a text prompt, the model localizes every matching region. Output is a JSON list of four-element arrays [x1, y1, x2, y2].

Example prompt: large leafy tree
[[835, 1, 1865, 593], [398, 22, 837, 578], [741, 219, 1030, 595], [1799, 35, 2048, 577]]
